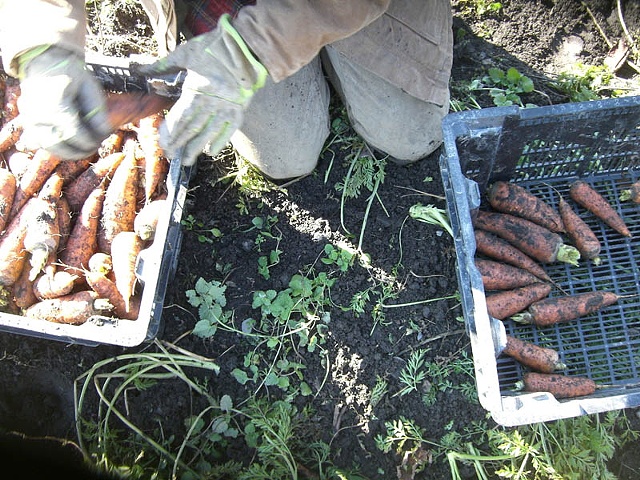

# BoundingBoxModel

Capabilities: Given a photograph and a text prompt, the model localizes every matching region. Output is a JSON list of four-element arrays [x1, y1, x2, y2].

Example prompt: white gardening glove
[[136, 14, 268, 166], [17, 45, 112, 159]]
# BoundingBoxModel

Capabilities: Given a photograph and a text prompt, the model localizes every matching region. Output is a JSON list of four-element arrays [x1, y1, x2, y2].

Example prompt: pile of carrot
[[473, 179, 635, 398], [0, 78, 171, 324]]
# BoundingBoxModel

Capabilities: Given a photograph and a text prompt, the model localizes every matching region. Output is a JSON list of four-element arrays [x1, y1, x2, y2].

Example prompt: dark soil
[[1, 1, 640, 479]]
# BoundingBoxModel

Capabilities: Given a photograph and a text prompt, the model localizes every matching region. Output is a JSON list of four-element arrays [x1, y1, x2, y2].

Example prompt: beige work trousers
[[231, 45, 449, 180]]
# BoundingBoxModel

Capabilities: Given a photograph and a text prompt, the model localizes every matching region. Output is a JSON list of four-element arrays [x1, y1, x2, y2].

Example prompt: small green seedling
[[409, 204, 454, 238]]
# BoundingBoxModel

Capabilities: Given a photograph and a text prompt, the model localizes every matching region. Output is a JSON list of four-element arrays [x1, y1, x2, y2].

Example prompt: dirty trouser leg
[[230, 56, 331, 180], [322, 46, 449, 164]]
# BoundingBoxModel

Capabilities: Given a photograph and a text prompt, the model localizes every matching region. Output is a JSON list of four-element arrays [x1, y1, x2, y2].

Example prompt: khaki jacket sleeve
[[233, 0, 391, 83], [0, 0, 86, 76]]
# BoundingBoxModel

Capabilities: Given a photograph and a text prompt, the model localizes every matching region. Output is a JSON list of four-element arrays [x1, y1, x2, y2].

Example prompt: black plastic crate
[[440, 96, 640, 426]]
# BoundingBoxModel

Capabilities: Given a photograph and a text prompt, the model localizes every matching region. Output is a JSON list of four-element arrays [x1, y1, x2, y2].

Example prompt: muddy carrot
[[85, 270, 131, 319], [64, 151, 125, 212], [557, 196, 601, 265], [12, 262, 38, 309], [487, 181, 564, 233], [24, 290, 111, 325], [0, 197, 36, 286], [474, 229, 551, 282], [2, 77, 20, 125], [8, 148, 61, 221], [475, 258, 541, 290], [473, 210, 581, 266], [56, 196, 72, 252], [98, 130, 125, 158], [135, 113, 168, 202], [23, 172, 64, 280], [98, 141, 139, 253], [59, 183, 106, 277], [0, 117, 23, 153], [485, 282, 552, 320], [569, 180, 631, 237], [516, 372, 597, 398], [111, 231, 144, 312], [33, 269, 78, 300], [106, 91, 174, 131], [53, 154, 96, 185], [619, 180, 640, 204], [502, 335, 566, 373], [511, 290, 619, 326], [134, 197, 167, 241], [0, 167, 17, 232]]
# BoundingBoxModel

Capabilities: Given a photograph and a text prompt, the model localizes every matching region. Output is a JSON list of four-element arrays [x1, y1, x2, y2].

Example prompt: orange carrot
[[56, 196, 72, 252], [557, 196, 601, 265], [2, 78, 20, 125], [473, 210, 580, 266], [12, 262, 38, 309], [620, 180, 640, 204], [487, 181, 564, 233], [98, 142, 139, 253], [85, 270, 131, 319], [485, 282, 552, 320], [135, 113, 168, 202], [33, 269, 78, 300], [0, 167, 17, 232], [64, 151, 125, 213], [110, 231, 144, 312], [54, 154, 96, 186], [59, 182, 106, 277], [475, 258, 541, 290], [474, 229, 551, 282], [511, 290, 619, 326], [0, 197, 36, 286], [24, 290, 111, 325], [98, 130, 125, 158], [0, 117, 23, 153], [88, 252, 113, 276], [8, 148, 61, 222], [502, 335, 566, 373], [106, 92, 174, 132], [23, 172, 64, 280], [516, 372, 597, 398], [569, 180, 631, 237], [134, 197, 167, 241]]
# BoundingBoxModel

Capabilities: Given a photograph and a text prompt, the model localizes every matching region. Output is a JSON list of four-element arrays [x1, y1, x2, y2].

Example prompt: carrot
[[502, 335, 566, 373], [619, 180, 640, 204], [485, 282, 552, 320], [472, 210, 581, 266], [516, 372, 596, 398], [12, 262, 38, 309], [569, 180, 631, 237], [110, 231, 144, 312], [7, 149, 32, 179], [33, 269, 78, 300], [59, 182, 106, 277], [511, 290, 619, 327], [557, 196, 601, 265], [475, 258, 541, 291], [98, 130, 125, 158], [2, 77, 20, 125], [487, 181, 565, 233], [23, 172, 64, 280], [135, 113, 168, 203], [88, 252, 113, 276], [56, 196, 72, 252], [134, 197, 167, 241], [8, 148, 61, 222], [98, 142, 139, 253], [0, 167, 17, 232], [24, 290, 111, 325], [106, 91, 174, 131], [64, 151, 125, 212], [53, 154, 96, 185], [474, 229, 551, 282], [0, 197, 35, 286], [85, 270, 132, 319], [0, 117, 23, 153]]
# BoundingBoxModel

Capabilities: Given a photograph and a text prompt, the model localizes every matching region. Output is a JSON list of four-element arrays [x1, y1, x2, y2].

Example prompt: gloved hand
[[17, 45, 112, 159], [137, 14, 268, 166]]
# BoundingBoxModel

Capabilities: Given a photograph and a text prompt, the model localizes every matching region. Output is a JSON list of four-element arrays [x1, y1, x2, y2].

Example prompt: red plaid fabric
[[183, 0, 256, 35]]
